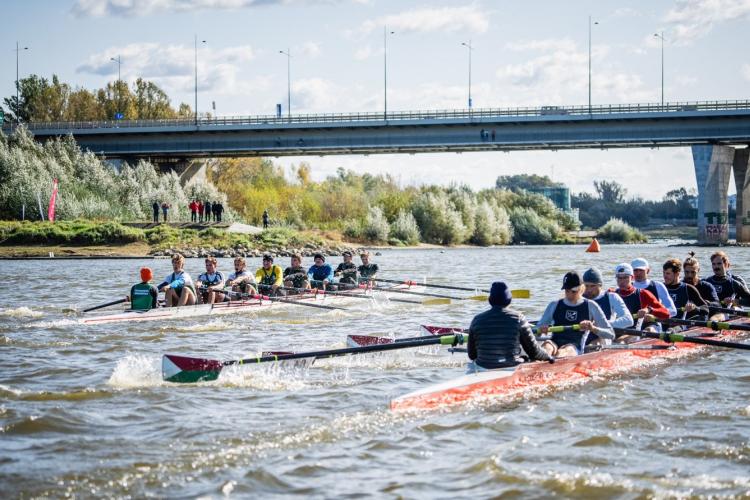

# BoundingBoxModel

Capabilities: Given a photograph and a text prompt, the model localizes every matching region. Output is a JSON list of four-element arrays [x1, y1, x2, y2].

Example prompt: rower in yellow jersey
[[255, 254, 284, 296]]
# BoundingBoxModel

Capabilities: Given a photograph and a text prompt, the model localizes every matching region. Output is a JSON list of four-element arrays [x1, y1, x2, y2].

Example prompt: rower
[[283, 253, 310, 293], [631, 257, 677, 317], [537, 271, 613, 357], [307, 253, 333, 290], [682, 252, 719, 305], [255, 254, 284, 296], [226, 257, 257, 296], [704, 251, 750, 307], [157, 253, 197, 307], [196, 256, 225, 304], [467, 281, 553, 372], [613, 262, 669, 339], [662, 258, 708, 320], [334, 251, 358, 287], [126, 267, 159, 311], [581, 268, 633, 346], [358, 251, 379, 285]]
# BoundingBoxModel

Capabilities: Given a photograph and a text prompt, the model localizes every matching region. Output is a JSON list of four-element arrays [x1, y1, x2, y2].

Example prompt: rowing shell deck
[[390, 320, 750, 412], [81, 283, 426, 325]]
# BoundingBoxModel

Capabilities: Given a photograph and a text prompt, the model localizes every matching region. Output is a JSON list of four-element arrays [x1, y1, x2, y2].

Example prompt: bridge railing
[[5, 99, 750, 132]]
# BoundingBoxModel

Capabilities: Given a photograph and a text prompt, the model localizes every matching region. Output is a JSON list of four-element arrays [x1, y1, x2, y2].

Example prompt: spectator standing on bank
[[211, 201, 218, 222], [161, 201, 170, 223], [189, 200, 198, 222], [152, 201, 159, 223], [197, 200, 204, 223], [204, 200, 212, 222], [262, 209, 270, 229], [214, 201, 224, 223]]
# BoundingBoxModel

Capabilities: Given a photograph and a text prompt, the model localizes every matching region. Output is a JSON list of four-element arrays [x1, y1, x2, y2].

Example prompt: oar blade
[[467, 294, 488, 301], [422, 298, 451, 305], [162, 354, 223, 383], [511, 289, 530, 299]]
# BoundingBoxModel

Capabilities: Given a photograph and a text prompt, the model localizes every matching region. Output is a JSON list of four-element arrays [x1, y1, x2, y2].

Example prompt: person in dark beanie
[[467, 281, 553, 372], [152, 201, 160, 223]]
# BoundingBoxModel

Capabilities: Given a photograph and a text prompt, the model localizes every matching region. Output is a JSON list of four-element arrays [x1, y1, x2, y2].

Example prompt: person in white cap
[[581, 267, 633, 344], [613, 262, 669, 339], [537, 271, 613, 357], [631, 257, 676, 317]]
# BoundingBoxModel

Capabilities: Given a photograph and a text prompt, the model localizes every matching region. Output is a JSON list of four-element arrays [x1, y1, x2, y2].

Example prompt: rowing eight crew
[[125, 251, 379, 310], [468, 251, 749, 370]]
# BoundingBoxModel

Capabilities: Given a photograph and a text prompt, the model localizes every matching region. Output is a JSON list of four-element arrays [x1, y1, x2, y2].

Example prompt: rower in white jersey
[[225, 257, 257, 296], [631, 257, 677, 317], [157, 253, 197, 307], [196, 256, 226, 304], [581, 267, 633, 346]]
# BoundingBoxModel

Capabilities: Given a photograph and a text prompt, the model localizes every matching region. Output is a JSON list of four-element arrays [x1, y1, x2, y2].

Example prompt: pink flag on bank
[[48, 179, 59, 222]]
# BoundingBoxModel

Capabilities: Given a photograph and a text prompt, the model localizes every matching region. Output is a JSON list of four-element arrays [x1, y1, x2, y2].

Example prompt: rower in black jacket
[[467, 281, 552, 371]]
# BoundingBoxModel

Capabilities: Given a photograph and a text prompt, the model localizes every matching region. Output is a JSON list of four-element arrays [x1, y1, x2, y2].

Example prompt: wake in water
[[107, 354, 164, 388], [0, 306, 44, 319]]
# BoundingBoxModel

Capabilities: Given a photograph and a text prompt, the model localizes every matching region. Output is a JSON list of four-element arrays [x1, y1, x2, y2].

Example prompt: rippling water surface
[[2, 245, 749, 498]]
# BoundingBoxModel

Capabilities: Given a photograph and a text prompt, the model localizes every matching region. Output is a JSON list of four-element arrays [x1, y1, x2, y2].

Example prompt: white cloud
[[76, 43, 258, 96], [71, 0, 281, 17], [613, 7, 640, 17], [354, 44, 375, 61], [663, 0, 750, 44], [300, 41, 322, 58], [354, 5, 489, 38]]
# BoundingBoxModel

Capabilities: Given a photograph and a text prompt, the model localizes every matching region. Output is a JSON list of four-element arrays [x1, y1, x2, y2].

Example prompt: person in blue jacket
[[307, 253, 333, 290]]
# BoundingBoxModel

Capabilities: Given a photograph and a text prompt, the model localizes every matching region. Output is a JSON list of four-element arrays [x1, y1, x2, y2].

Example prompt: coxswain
[[307, 253, 333, 290], [196, 256, 226, 304], [704, 251, 750, 307], [467, 281, 553, 372], [126, 267, 159, 311], [157, 253, 197, 307], [631, 257, 677, 317], [226, 257, 257, 296], [537, 271, 613, 357], [662, 258, 709, 320], [334, 251, 358, 287], [357, 251, 379, 287], [255, 254, 284, 296], [613, 262, 669, 338], [581, 268, 633, 346], [283, 253, 310, 293], [682, 252, 719, 305]]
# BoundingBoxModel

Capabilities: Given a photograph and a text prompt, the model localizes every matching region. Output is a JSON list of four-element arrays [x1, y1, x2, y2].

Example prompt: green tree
[[495, 174, 563, 191]]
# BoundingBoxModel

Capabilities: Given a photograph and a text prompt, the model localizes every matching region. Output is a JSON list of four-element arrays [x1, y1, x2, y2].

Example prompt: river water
[[1, 244, 749, 498]]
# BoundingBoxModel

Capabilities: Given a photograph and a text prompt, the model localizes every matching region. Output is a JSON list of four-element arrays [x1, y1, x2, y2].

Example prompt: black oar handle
[[223, 288, 345, 311], [83, 297, 128, 313], [223, 333, 469, 367], [706, 305, 750, 317]]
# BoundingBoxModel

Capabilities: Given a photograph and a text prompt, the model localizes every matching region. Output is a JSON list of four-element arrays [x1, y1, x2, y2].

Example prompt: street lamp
[[194, 35, 206, 125], [384, 26, 395, 120], [461, 40, 474, 110], [279, 48, 292, 121], [110, 55, 121, 118], [588, 16, 598, 113], [15, 42, 28, 125], [653, 31, 666, 107]]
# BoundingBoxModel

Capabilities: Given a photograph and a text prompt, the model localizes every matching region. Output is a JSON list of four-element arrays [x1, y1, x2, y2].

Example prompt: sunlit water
[[1, 244, 749, 497]]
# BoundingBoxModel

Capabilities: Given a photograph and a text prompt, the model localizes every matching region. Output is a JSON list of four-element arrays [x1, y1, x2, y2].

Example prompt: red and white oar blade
[[346, 334, 395, 348], [162, 354, 223, 383], [420, 325, 468, 335]]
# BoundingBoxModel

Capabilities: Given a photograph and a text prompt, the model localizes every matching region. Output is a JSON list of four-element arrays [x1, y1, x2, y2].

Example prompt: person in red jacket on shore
[[197, 200, 204, 223], [612, 262, 670, 340], [189, 200, 198, 222]]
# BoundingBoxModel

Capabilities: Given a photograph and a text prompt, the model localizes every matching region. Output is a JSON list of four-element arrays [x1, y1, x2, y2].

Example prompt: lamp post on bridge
[[15, 42, 29, 125], [194, 35, 206, 125], [110, 55, 122, 119], [384, 26, 395, 120], [461, 40, 474, 111], [653, 31, 666, 108], [279, 48, 292, 122], [588, 16, 598, 114]]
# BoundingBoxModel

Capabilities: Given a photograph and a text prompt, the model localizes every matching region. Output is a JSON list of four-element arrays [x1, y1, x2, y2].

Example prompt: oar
[[659, 316, 750, 332], [224, 289, 346, 311], [704, 305, 750, 317], [162, 333, 469, 383], [83, 297, 128, 313], [280, 286, 449, 305], [365, 284, 486, 301], [613, 326, 750, 351], [359, 277, 531, 298]]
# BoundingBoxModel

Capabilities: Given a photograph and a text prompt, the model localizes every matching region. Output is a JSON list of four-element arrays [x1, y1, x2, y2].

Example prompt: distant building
[[528, 186, 578, 222], [728, 194, 737, 211]]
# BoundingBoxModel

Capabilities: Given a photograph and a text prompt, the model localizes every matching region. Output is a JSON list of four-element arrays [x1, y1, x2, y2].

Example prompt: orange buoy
[[585, 238, 600, 253]]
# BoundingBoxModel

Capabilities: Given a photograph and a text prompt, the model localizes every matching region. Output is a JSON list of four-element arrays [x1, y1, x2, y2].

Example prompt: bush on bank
[[596, 217, 647, 243], [0, 220, 144, 245]]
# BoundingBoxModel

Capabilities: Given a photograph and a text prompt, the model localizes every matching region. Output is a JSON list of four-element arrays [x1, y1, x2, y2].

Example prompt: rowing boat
[[389, 320, 749, 411], [80, 283, 426, 325]]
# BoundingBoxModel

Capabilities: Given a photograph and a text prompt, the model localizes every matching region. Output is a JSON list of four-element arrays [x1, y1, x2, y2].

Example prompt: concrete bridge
[[4, 99, 750, 244]]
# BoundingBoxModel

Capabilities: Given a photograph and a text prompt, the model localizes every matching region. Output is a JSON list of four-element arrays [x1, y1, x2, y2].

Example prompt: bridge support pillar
[[733, 148, 750, 242], [692, 145, 733, 244]]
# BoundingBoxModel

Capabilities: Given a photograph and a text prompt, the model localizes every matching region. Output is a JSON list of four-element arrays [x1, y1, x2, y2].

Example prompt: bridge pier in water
[[734, 148, 750, 242], [692, 145, 733, 244]]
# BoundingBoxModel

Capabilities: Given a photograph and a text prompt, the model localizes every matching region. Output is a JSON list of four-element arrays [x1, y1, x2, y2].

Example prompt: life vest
[[551, 299, 590, 348]]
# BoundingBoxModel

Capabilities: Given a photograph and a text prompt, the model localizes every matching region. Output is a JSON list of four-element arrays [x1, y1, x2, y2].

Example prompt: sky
[[2, 0, 750, 199]]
